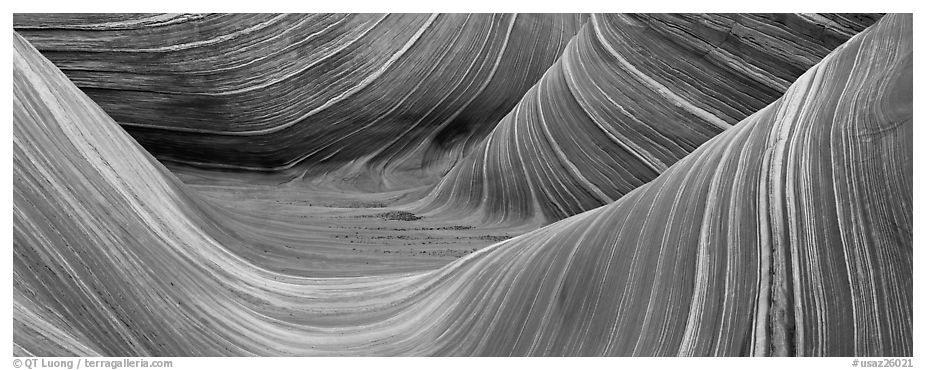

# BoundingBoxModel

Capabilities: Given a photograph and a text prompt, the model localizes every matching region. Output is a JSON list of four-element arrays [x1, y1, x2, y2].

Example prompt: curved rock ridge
[[417, 13, 882, 224], [13, 13, 910, 356], [13, 13, 587, 177]]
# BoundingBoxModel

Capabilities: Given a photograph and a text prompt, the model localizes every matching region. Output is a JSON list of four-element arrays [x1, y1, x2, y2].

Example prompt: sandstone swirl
[[13, 13, 587, 184], [13, 13, 910, 356], [418, 13, 882, 224]]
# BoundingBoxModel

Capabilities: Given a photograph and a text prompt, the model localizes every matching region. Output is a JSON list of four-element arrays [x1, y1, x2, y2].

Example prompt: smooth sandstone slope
[[13, 12, 910, 357], [13, 13, 587, 186], [417, 13, 882, 224]]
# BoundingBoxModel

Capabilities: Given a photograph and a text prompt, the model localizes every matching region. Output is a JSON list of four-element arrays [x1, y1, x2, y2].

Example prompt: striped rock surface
[[13, 13, 910, 356], [418, 13, 882, 224], [13, 13, 587, 183]]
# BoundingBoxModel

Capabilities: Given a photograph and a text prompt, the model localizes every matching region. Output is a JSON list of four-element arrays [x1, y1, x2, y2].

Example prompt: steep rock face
[[13, 13, 911, 356], [418, 13, 882, 224], [13, 13, 587, 177]]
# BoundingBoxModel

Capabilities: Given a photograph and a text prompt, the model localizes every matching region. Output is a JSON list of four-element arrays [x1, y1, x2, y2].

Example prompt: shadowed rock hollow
[[13, 13, 877, 185], [14, 14, 588, 184]]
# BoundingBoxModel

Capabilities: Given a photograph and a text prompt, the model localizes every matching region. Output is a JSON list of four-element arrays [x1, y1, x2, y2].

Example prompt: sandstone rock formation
[[14, 14, 587, 181], [418, 13, 883, 224], [12, 13, 911, 357]]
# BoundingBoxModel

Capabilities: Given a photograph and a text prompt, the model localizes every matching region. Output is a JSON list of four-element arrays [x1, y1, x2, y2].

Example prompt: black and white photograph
[[5, 3, 920, 368]]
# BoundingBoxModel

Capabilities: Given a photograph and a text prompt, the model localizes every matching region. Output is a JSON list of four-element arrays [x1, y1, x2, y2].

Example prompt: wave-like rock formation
[[13, 13, 587, 182], [13, 13, 911, 356], [419, 13, 882, 223]]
